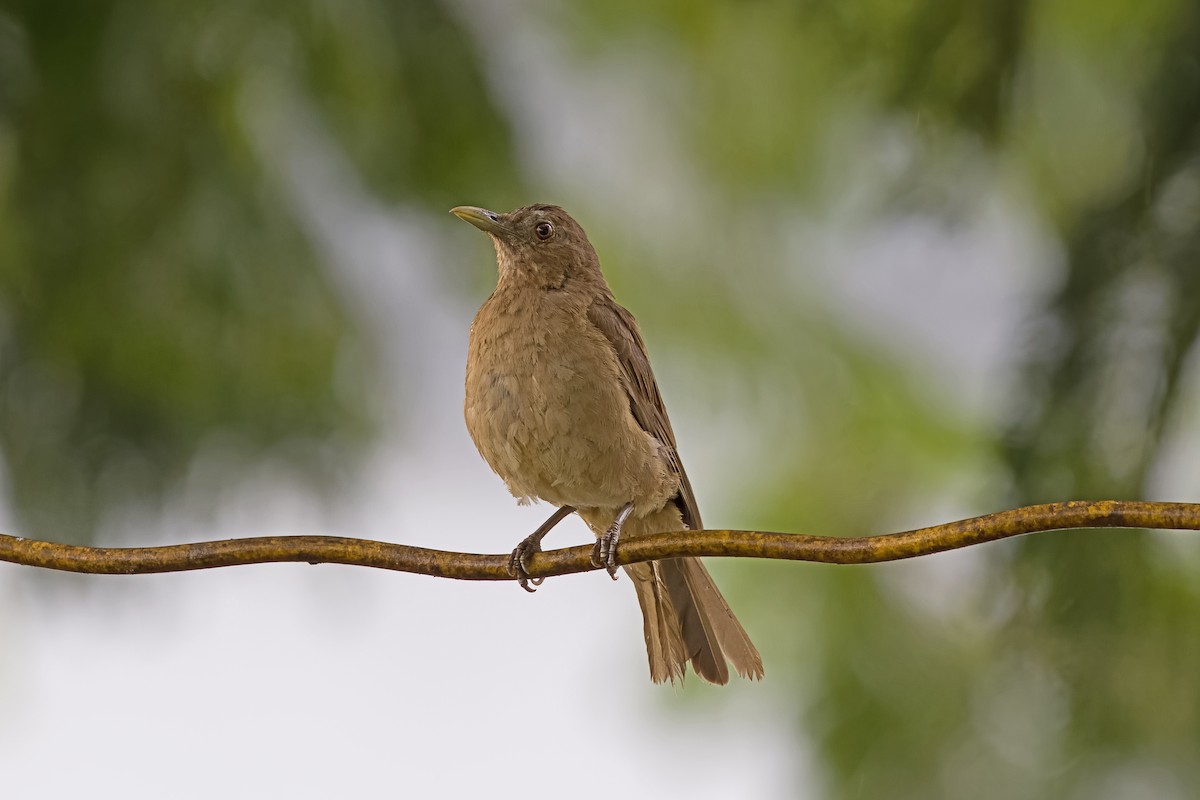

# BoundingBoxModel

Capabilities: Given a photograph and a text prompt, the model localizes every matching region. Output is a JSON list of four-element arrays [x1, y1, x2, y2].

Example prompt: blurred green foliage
[[2, 0, 1199, 796], [567, 0, 1200, 796], [0, 0, 517, 541]]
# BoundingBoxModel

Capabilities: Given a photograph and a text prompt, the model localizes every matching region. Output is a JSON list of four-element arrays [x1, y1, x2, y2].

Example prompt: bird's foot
[[508, 505, 576, 593], [591, 503, 634, 580], [509, 534, 546, 593], [590, 538, 618, 580]]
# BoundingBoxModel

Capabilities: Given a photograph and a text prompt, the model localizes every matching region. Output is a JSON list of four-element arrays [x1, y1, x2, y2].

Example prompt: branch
[[1, 500, 1197, 581]]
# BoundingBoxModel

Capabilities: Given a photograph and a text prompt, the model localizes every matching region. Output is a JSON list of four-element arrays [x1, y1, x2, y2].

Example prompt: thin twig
[[0, 500, 1197, 581]]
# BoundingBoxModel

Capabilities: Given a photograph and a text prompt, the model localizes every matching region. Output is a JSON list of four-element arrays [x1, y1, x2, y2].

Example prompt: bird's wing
[[587, 295, 703, 530]]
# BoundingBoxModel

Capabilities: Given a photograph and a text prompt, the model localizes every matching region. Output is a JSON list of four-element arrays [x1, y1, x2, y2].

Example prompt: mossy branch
[[1, 501, 1197, 581]]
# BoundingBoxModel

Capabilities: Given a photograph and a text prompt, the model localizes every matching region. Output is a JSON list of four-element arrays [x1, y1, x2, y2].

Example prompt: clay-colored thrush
[[452, 203, 763, 685]]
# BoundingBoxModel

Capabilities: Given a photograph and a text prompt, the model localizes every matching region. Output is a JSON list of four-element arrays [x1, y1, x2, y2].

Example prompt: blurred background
[[2, 0, 1200, 797]]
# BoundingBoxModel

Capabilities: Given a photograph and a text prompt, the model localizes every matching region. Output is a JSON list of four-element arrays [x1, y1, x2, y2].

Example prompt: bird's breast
[[464, 290, 672, 513]]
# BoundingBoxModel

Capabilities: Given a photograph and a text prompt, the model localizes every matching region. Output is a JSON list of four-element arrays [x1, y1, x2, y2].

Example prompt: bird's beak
[[451, 206, 509, 236]]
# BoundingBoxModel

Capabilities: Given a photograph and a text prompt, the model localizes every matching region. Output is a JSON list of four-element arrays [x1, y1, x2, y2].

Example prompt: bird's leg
[[592, 502, 634, 580], [509, 505, 576, 593]]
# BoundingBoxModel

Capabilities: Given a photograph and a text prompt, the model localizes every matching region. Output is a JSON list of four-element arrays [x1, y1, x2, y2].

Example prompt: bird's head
[[451, 203, 601, 290]]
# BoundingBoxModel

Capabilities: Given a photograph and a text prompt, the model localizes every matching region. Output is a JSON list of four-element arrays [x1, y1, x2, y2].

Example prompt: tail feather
[[585, 504, 763, 684], [625, 557, 763, 684], [667, 487, 764, 682], [627, 562, 687, 684], [661, 558, 728, 684], [668, 557, 764, 682]]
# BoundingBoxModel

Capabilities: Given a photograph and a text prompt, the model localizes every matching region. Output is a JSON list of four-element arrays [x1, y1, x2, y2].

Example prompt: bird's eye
[[535, 221, 554, 240]]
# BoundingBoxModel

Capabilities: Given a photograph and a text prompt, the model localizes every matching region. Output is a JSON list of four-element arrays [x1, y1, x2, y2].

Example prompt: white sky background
[[4, 1, 1199, 797]]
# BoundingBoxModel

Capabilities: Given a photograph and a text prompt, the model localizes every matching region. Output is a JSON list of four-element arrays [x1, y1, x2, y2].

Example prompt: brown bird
[[452, 203, 763, 685]]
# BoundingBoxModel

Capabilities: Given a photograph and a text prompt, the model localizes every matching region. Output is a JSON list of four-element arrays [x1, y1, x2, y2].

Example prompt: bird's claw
[[592, 526, 621, 581], [509, 537, 545, 593], [591, 503, 632, 581]]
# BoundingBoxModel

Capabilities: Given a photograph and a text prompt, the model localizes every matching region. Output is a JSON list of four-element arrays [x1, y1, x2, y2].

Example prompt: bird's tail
[[626, 557, 764, 685]]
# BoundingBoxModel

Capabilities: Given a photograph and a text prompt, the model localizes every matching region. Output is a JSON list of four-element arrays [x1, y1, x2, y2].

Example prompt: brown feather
[[586, 297, 702, 524], [586, 294, 762, 684], [626, 561, 688, 684], [458, 203, 762, 684]]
